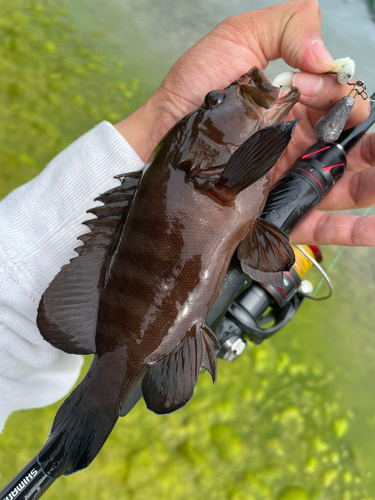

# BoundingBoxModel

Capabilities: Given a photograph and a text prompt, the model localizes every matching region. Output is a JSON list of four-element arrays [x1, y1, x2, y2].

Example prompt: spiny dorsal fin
[[237, 217, 295, 287], [142, 324, 219, 414], [209, 120, 299, 202], [77, 171, 141, 257], [37, 171, 142, 355]]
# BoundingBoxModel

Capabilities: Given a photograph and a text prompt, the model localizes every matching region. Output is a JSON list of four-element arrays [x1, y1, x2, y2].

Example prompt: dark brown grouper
[[37, 67, 300, 477]]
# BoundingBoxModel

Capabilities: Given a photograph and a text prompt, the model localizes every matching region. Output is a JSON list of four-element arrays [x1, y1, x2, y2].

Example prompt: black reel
[[214, 260, 310, 361]]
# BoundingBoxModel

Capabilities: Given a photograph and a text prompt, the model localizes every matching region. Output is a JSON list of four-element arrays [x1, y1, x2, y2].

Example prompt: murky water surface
[[1, 0, 375, 498]]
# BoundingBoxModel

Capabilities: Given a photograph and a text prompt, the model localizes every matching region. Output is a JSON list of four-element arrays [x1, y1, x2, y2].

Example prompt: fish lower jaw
[[262, 88, 300, 125]]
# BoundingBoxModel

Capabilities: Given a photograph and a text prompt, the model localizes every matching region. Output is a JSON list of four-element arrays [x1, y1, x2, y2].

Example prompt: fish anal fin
[[209, 120, 299, 202], [238, 217, 295, 287], [37, 170, 142, 355], [142, 324, 218, 414]]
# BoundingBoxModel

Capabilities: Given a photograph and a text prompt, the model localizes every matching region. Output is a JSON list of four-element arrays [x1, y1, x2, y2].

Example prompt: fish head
[[173, 67, 300, 177], [199, 67, 300, 144]]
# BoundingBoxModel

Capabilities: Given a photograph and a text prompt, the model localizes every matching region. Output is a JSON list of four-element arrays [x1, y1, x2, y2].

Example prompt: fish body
[[37, 68, 300, 477], [97, 150, 264, 360]]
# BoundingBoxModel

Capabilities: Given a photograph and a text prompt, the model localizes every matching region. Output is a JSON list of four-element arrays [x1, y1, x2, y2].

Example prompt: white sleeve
[[0, 121, 144, 432]]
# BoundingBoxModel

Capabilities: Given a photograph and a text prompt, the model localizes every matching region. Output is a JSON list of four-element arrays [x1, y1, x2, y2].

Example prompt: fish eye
[[204, 90, 224, 108]]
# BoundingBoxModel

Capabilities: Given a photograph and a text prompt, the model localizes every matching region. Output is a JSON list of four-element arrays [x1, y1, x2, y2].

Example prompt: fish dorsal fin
[[210, 120, 299, 202], [37, 171, 142, 355], [142, 324, 219, 414], [238, 217, 295, 287]]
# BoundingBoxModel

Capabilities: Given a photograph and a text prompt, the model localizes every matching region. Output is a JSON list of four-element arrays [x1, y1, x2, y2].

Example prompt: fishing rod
[[1, 90, 375, 500]]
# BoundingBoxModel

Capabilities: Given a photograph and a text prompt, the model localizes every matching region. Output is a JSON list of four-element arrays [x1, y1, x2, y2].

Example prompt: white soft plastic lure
[[273, 57, 355, 88]]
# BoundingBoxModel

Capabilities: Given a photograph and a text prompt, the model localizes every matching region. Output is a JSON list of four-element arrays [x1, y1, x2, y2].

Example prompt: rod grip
[[261, 142, 347, 234]]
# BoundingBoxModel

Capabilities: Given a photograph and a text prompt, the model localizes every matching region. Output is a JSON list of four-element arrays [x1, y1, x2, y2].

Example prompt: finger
[[161, 0, 335, 116], [216, 0, 335, 73], [318, 168, 375, 211], [289, 210, 375, 246], [291, 73, 370, 127], [316, 131, 375, 211], [345, 130, 375, 172]]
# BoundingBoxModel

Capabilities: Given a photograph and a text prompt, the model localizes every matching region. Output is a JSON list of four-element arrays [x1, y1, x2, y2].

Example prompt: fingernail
[[293, 73, 323, 97], [311, 39, 335, 69]]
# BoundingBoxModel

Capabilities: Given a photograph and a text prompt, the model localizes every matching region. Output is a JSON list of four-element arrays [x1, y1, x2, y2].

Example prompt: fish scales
[[97, 166, 237, 356], [37, 67, 300, 478]]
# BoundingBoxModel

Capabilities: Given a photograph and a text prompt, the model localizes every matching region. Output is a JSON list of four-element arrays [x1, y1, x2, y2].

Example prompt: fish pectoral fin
[[209, 120, 299, 202], [142, 324, 219, 415], [238, 217, 295, 287], [37, 171, 142, 355]]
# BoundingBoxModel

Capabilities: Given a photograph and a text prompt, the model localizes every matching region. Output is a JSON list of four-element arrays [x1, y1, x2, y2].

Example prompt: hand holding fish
[[116, 0, 375, 248]]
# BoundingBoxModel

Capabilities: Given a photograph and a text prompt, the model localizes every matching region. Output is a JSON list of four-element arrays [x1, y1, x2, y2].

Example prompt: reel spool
[[216, 244, 332, 361]]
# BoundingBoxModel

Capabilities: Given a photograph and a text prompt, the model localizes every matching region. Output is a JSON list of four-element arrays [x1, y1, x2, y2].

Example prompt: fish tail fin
[[38, 351, 136, 478]]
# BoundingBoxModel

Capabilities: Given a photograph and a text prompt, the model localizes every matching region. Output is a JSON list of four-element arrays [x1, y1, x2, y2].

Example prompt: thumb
[[217, 0, 335, 73]]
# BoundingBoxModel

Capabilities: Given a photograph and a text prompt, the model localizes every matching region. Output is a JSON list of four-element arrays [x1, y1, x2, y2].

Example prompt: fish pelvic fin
[[141, 324, 219, 415], [38, 350, 139, 478], [209, 120, 299, 202], [37, 171, 141, 355], [238, 217, 295, 287]]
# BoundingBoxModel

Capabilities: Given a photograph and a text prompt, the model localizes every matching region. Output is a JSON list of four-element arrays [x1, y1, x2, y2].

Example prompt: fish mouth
[[238, 67, 300, 123], [238, 67, 281, 109]]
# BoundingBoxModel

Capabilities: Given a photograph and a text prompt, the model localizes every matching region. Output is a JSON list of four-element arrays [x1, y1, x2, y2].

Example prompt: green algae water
[[0, 0, 144, 199], [1, 1, 375, 499]]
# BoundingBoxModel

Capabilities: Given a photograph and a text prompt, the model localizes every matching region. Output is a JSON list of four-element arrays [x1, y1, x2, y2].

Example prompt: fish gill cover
[[0, 1, 375, 499]]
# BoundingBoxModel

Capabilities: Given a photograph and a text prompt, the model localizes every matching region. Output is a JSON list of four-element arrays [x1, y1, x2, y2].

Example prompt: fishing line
[[313, 206, 373, 296]]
